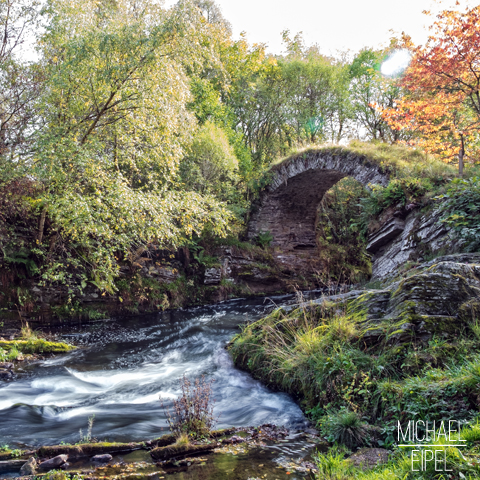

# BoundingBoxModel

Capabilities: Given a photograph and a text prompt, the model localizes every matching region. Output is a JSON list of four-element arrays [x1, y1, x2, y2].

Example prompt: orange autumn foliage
[[380, 4, 480, 174]]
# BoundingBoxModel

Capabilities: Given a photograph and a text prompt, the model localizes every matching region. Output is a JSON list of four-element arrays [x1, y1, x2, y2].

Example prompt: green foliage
[[78, 414, 95, 444], [0, 346, 19, 361], [180, 121, 239, 198], [317, 178, 371, 284], [228, 36, 352, 165], [356, 176, 438, 236], [349, 48, 406, 143], [0, 338, 74, 355], [2, 247, 39, 277], [347, 140, 457, 179], [314, 443, 480, 480], [462, 421, 480, 444], [438, 177, 480, 251], [0, 0, 233, 298], [35, 471, 83, 480], [256, 231, 273, 249], [314, 448, 355, 480]]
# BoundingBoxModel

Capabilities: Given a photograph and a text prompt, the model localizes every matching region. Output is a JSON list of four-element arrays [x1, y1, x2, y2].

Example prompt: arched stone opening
[[247, 148, 390, 272]]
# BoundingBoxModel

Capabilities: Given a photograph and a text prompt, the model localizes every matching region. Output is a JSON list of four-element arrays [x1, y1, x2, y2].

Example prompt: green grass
[[314, 424, 480, 479], [229, 298, 480, 447], [0, 346, 19, 362]]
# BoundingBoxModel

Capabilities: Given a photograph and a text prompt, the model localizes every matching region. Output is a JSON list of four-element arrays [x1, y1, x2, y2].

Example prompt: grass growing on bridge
[[271, 140, 465, 180]]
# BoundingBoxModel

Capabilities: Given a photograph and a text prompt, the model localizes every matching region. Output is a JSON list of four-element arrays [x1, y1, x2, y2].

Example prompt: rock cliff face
[[368, 208, 464, 279]]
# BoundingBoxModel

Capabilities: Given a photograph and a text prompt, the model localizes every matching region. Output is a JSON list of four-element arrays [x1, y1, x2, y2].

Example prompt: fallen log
[[38, 442, 143, 459], [150, 443, 217, 461]]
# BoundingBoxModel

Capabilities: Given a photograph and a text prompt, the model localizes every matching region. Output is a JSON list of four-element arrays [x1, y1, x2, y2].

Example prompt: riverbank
[[0, 324, 74, 380], [228, 253, 480, 479], [0, 238, 325, 328], [0, 424, 326, 479]]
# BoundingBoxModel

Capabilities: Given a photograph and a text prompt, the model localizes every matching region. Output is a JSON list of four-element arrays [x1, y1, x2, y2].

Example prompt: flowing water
[[0, 294, 318, 448]]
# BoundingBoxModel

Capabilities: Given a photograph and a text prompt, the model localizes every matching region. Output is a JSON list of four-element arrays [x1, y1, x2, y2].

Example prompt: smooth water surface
[[0, 294, 313, 447]]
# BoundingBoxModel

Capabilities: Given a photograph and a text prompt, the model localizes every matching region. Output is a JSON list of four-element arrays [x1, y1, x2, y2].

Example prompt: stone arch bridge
[[247, 147, 390, 272]]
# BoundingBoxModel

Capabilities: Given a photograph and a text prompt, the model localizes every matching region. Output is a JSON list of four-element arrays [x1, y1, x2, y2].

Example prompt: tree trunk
[[37, 207, 47, 244], [458, 135, 465, 176]]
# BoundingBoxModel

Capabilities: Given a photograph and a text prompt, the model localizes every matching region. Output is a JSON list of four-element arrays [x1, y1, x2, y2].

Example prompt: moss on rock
[[0, 339, 74, 354]]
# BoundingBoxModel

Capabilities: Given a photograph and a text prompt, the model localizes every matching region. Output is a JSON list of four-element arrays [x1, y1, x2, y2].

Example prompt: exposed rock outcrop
[[370, 209, 465, 279], [315, 254, 480, 343]]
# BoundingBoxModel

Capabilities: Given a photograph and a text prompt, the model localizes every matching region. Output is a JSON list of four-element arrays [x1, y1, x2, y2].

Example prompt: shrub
[[462, 421, 480, 444], [316, 177, 371, 284], [256, 231, 273, 249], [438, 177, 480, 251], [161, 375, 217, 439]]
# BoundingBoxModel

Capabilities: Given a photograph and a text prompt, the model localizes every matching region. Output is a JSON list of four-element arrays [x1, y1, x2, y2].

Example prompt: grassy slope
[[228, 274, 480, 478]]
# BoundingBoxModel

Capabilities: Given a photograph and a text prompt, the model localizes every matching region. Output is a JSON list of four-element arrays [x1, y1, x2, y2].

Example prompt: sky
[[165, 0, 477, 56]]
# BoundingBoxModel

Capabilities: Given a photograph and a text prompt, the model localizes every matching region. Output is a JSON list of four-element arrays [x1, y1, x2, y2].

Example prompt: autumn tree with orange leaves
[[381, 4, 480, 174]]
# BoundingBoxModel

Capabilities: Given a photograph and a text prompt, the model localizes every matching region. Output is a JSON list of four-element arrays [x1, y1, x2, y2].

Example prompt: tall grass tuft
[[326, 410, 368, 449]]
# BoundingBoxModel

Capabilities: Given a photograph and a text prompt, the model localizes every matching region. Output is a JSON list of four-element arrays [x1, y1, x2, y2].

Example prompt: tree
[[180, 121, 238, 197], [22, 0, 233, 292], [381, 5, 480, 174], [226, 32, 352, 165], [381, 92, 478, 175], [349, 49, 405, 143], [0, 0, 42, 178]]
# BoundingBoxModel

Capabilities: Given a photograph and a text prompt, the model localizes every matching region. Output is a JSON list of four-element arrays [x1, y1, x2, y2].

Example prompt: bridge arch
[[247, 147, 390, 271]]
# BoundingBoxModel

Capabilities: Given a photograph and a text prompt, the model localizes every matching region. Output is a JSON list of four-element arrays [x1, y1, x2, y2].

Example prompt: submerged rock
[[91, 454, 113, 463], [150, 442, 216, 461], [221, 435, 245, 445], [0, 369, 13, 380]]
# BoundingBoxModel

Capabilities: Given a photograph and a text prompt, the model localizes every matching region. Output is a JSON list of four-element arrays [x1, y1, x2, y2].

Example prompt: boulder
[[313, 257, 480, 344], [348, 448, 390, 470], [0, 369, 13, 380], [38, 454, 68, 471], [20, 457, 37, 476]]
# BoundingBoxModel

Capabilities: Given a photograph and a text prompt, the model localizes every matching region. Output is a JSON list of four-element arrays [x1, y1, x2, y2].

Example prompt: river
[[0, 294, 315, 448]]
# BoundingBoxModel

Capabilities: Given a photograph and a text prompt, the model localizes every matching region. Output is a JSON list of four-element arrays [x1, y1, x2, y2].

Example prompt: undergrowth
[[314, 421, 480, 479]]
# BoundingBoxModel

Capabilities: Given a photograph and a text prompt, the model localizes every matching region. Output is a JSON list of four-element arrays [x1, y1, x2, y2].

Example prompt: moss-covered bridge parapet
[[247, 147, 390, 270]]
